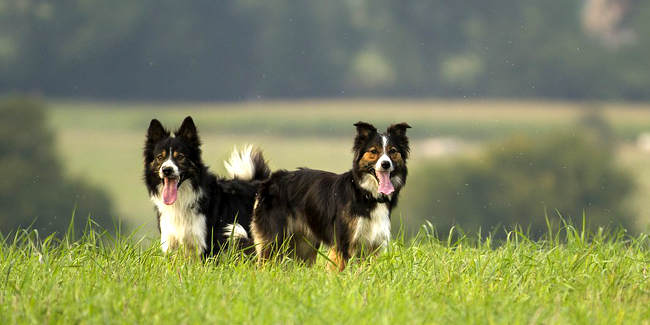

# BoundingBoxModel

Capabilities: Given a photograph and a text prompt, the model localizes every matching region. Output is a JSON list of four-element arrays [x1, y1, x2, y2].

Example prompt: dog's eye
[[177, 154, 185, 161], [389, 148, 397, 155], [156, 154, 164, 161], [369, 149, 378, 155]]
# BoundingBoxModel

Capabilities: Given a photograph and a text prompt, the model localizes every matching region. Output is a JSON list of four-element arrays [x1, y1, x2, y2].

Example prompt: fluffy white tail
[[224, 145, 270, 182], [223, 223, 249, 240]]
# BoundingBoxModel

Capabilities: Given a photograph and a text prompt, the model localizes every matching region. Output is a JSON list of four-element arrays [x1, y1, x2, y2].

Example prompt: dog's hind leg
[[251, 222, 274, 266], [254, 233, 286, 267], [293, 237, 320, 266]]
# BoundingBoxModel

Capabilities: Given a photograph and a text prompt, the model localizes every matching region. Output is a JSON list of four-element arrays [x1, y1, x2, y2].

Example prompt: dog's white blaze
[[152, 182, 207, 255], [353, 203, 391, 252], [376, 135, 393, 171], [224, 145, 256, 181], [223, 223, 249, 240], [159, 151, 179, 178]]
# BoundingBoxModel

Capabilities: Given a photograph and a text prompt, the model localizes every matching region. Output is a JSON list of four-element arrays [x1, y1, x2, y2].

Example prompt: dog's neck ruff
[[152, 182, 207, 255], [353, 201, 391, 255]]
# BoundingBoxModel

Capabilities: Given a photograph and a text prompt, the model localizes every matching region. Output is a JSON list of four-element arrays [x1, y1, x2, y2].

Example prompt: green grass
[[6, 99, 648, 323], [47, 99, 650, 139], [2, 220, 649, 324]]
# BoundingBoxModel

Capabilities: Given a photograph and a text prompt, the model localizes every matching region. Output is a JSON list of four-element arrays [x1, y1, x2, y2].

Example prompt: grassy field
[[1, 222, 649, 324], [45, 99, 650, 236], [3, 100, 650, 324]]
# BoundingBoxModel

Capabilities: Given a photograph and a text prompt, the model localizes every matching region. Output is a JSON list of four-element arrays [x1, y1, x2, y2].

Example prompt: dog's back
[[251, 122, 411, 270]]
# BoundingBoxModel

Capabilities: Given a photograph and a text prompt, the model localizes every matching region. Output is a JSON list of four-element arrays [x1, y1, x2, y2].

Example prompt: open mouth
[[374, 169, 394, 195], [162, 176, 180, 205]]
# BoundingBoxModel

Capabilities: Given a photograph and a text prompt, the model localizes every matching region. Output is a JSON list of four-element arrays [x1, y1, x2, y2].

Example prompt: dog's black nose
[[381, 161, 391, 170], [162, 167, 174, 176]]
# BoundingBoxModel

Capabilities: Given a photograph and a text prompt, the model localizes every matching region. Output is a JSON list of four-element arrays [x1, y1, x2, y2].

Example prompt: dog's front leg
[[326, 247, 347, 272]]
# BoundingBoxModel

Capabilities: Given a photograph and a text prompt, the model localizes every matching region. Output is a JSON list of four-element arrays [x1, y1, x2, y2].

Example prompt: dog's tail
[[224, 145, 271, 182], [223, 223, 249, 241], [223, 223, 256, 254]]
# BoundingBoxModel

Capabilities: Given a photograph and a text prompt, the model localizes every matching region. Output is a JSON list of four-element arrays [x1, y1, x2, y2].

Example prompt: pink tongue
[[376, 171, 394, 195], [162, 178, 179, 205]]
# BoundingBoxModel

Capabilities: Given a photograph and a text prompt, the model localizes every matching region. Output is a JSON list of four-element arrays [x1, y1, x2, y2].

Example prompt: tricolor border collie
[[143, 116, 270, 257], [251, 121, 410, 271]]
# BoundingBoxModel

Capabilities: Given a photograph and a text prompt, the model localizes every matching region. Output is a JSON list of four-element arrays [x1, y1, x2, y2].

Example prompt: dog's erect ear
[[354, 121, 377, 140], [353, 122, 377, 158], [176, 116, 201, 146], [387, 122, 411, 158], [147, 119, 169, 143], [387, 122, 411, 137]]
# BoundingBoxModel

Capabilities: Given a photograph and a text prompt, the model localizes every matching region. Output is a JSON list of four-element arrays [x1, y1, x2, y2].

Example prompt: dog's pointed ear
[[176, 116, 201, 146], [388, 122, 411, 158], [354, 121, 377, 140], [147, 119, 169, 143], [387, 122, 411, 137]]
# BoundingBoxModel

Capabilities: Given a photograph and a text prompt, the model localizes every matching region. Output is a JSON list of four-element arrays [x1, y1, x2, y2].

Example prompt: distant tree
[[236, 1, 363, 98], [401, 128, 635, 239], [1, 0, 650, 100], [0, 96, 115, 236]]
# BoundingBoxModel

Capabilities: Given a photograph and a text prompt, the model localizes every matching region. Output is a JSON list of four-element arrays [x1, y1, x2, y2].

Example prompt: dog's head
[[352, 121, 411, 197], [143, 116, 202, 205]]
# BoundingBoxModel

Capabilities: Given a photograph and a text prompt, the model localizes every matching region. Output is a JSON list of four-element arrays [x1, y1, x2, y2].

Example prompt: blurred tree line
[[399, 111, 636, 239], [0, 96, 115, 236], [1, 0, 649, 101]]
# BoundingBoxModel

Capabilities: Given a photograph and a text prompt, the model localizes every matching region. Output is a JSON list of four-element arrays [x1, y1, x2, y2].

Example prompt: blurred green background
[[1, 1, 650, 238]]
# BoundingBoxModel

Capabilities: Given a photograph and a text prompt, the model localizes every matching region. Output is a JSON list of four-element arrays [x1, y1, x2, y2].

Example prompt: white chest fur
[[152, 182, 207, 255], [353, 203, 391, 254]]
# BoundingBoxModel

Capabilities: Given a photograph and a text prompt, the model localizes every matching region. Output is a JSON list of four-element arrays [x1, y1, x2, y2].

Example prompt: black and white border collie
[[251, 121, 411, 271], [143, 116, 270, 257]]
